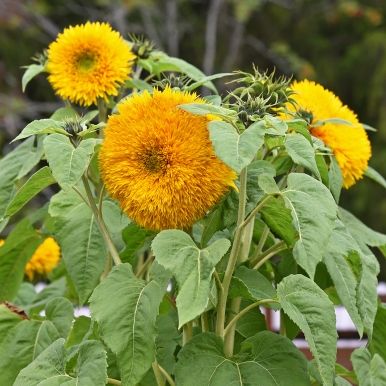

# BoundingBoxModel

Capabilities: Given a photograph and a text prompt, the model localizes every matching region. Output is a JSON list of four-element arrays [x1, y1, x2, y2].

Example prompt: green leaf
[[48, 188, 83, 218], [5, 166, 56, 218], [121, 223, 154, 263], [21, 64, 45, 92], [282, 173, 337, 278], [369, 305, 386, 362], [152, 230, 230, 327], [236, 300, 267, 338], [0, 304, 23, 345], [126, 78, 153, 91], [175, 331, 309, 386], [287, 119, 312, 141], [258, 174, 280, 194], [179, 103, 236, 117], [285, 133, 320, 178], [351, 348, 386, 386], [264, 116, 288, 135], [186, 72, 234, 91], [90, 264, 163, 386], [260, 196, 297, 247], [44, 134, 97, 190], [0, 220, 41, 301], [322, 221, 363, 336], [313, 117, 353, 127], [14, 338, 107, 386], [56, 202, 107, 304], [13, 119, 68, 141], [208, 121, 265, 173], [277, 274, 337, 386], [230, 266, 276, 302], [338, 207, 386, 252], [50, 106, 78, 121], [329, 157, 343, 202], [334, 376, 352, 386], [365, 166, 386, 189], [0, 138, 43, 222], [45, 297, 74, 338], [0, 320, 60, 385], [356, 253, 379, 339]]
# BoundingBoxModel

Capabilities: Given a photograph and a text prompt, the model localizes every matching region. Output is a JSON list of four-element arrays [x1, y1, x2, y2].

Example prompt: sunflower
[[47, 22, 135, 106], [25, 237, 61, 280], [99, 87, 236, 230], [286, 80, 371, 188]]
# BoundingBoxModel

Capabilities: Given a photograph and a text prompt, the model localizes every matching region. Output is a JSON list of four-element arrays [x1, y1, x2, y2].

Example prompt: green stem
[[224, 299, 277, 337], [251, 240, 287, 270], [152, 361, 166, 386], [97, 98, 107, 123], [107, 378, 121, 385], [136, 254, 154, 278], [254, 224, 269, 258], [182, 322, 193, 346], [280, 310, 287, 336], [215, 168, 247, 341], [241, 195, 273, 230], [82, 176, 122, 266], [201, 312, 209, 333], [157, 363, 176, 386]]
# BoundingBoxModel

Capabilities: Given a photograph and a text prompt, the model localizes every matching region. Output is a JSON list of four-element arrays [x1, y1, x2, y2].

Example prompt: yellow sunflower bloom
[[47, 22, 135, 106], [99, 87, 236, 230], [286, 80, 371, 188], [25, 237, 61, 280]]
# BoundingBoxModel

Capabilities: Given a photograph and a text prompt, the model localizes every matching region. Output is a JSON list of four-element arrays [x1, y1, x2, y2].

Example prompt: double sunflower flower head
[[42, 21, 371, 232]]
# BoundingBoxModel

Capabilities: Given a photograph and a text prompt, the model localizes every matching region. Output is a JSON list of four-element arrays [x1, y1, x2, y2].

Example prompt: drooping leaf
[[45, 297, 74, 338], [322, 221, 363, 336], [0, 220, 41, 301], [5, 166, 56, 218], [152, 230, 230, 327], [369, 305, 386, 362], [90, 264, 164, 386], [328, 157, 343, 203], [120, 223, 154, 263], [0, 304, 23, 345], [356, 253, 379, 339], [208, 121, 265, 173], [285, 133, 320, 178], [44, 134, 97, 190], [365, 166, 386, 189], [175, 331, 309, 386], [282, 173, 337, 278], [351, 348, 386, 386], [56, 202, 107, 304], [21, 64, 45, 92], [277, 274, 337, 386]]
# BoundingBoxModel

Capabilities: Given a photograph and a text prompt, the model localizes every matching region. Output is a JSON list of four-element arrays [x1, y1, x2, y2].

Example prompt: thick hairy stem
[[82, 176, 122, 266], [182, 322, 193, 346], [215, 168, 247, 341]]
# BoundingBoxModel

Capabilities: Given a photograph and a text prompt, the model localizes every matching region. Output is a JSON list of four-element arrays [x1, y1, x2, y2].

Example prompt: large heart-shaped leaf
[[44, 134, 97, 190], [351, 348, 386, 386], [152, 230, 230, 327], [90, 264, 164, 386], [175, 331, 309, 385], [208, 121, 265, 173]]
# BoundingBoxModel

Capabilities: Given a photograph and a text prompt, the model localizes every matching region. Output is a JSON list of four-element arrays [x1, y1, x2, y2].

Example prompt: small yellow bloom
[[99, 87, 236, 230], [47, 22, 135, 106], [286, 80, 371, 188], [25, 237, 61, 281], [0, 240, 4, 247]]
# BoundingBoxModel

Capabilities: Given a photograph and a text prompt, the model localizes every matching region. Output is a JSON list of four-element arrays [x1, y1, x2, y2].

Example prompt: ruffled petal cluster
[[287, 80, 371, 188], [99, 88, 236, 230], [47, 22, 135, 106]]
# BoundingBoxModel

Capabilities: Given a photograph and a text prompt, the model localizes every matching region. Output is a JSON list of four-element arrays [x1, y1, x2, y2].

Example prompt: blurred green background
[[0, 0, 385, 239]]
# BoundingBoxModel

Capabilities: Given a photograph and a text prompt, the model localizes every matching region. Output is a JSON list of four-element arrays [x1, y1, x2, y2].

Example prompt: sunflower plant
[[0, 21, 386, 386]]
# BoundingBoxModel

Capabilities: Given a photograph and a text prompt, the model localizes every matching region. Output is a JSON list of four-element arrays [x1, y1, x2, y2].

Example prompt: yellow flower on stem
[[25, 237, 61, 281], [286, 80, 371, 188], [47, 22, 135, 106], [99, 87, 236, 230]]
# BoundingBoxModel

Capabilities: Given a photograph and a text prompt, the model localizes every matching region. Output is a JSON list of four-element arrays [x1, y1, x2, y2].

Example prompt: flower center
[[140, 148, 168, 173], [76, 52, 96, 72]]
